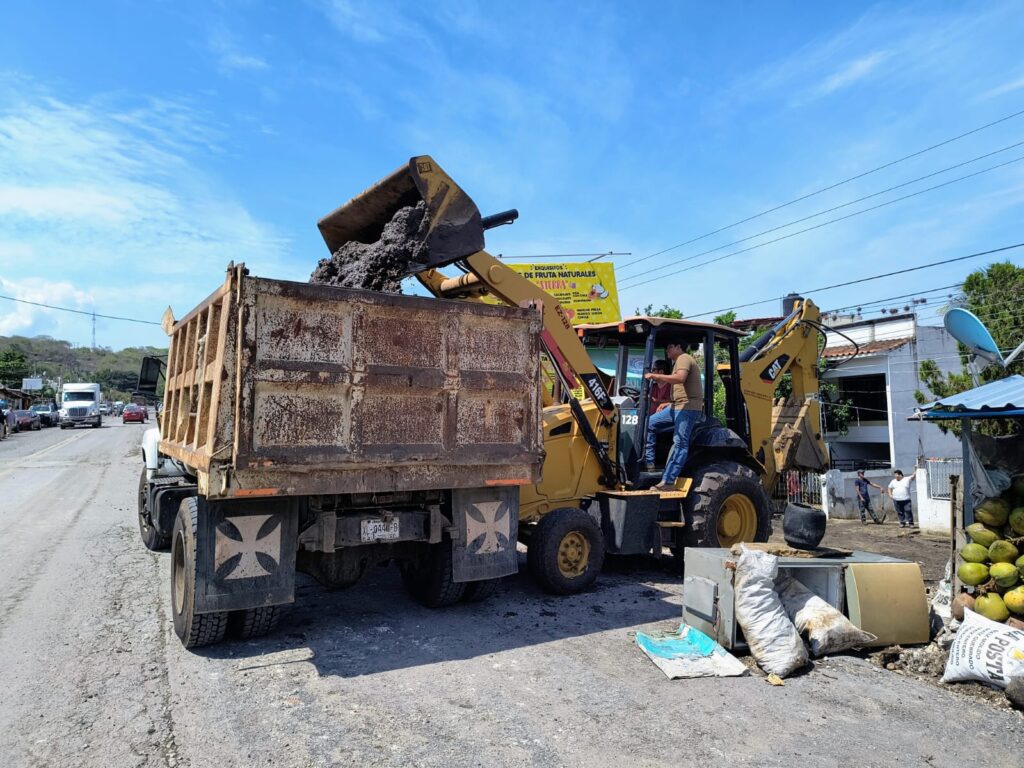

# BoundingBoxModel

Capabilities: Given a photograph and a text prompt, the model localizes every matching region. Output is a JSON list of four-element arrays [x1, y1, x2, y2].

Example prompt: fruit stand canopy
[[914, 374, 1024, 420]]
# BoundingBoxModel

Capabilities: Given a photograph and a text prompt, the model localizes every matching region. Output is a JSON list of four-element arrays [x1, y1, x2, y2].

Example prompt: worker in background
[[854, 469, 883, 525], [649, 359, 672, 411], [644, 342, 704, 491], [887, 467, 918, 528]]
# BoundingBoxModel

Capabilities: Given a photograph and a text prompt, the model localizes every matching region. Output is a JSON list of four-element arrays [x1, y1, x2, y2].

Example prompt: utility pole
[[92, 311, 96, 350]]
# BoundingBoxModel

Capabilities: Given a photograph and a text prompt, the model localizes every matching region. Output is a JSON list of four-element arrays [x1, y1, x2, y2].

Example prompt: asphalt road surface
[[0, 423, 1021, 768]]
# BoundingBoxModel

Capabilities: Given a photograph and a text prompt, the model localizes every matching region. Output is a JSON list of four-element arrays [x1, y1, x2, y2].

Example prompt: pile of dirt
[[310, 201, 431, 293]]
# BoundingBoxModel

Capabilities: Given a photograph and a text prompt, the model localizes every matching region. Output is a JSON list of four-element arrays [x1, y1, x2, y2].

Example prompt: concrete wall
[[916, 469, 953, 533], [822, 468, 899, 520]]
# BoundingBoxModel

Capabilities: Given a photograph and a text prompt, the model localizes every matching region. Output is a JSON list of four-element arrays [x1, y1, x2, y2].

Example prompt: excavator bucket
[[317, 156, 487, 275]]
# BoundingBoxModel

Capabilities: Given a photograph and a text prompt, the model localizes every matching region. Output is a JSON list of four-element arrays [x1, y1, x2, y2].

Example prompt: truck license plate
[[361, 519, 400, 542]]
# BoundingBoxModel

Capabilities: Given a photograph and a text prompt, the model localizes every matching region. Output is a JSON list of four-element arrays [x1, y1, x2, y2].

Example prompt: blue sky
[[1, 1, 1023, 350]]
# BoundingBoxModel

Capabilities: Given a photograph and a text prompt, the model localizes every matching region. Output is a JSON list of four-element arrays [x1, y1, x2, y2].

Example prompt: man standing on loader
[[644, 342, 704, 491]]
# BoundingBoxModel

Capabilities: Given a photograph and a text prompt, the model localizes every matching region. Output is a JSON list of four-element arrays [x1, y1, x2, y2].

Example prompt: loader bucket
[[317, 156, 486, 275]]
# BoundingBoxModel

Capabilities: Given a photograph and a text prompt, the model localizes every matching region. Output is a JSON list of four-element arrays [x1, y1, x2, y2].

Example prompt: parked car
[[122, 404, 147, 424], [29, 403, 60, 427], [99, 403, 110, 415], [13, 410, 42, 432]]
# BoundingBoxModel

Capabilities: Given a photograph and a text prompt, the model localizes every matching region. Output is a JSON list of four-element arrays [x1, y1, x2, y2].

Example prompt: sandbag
[[734, 546, 808, 677], [776, 575, 877, 656], [941, 608, 1024, 689]]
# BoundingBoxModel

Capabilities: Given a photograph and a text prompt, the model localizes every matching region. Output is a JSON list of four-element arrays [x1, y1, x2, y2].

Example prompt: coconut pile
[[954, 475, 1024, 624], [310, 201, 431, 294]]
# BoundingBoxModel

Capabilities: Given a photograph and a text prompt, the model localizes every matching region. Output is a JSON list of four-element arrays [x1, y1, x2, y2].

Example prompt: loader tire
[[138, 466, 170, 551], [527, 507, 605, 595], [402, 542, 465, 608], [228, 605, 281, 640], [462, 577, 502, 603], [171, 497, 228, 648], [679, 461, 771, 551]]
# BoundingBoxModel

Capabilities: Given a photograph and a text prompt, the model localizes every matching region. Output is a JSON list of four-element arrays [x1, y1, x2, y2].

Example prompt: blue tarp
[[916, 374, 1024, 420]]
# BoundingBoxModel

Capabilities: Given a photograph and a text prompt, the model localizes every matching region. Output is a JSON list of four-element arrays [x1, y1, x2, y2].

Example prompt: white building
[[820, 313, 962, 474]]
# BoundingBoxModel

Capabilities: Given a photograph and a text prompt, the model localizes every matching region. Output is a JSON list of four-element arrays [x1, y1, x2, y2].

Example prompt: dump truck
[[136, 268, 543, 647]]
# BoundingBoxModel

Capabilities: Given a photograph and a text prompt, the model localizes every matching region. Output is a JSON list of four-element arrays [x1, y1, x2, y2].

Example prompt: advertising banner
[[485, 262, 621, 324]]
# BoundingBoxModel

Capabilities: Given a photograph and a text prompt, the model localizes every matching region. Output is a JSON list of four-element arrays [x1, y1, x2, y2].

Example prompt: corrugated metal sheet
[[918, 374, 1024, 419]]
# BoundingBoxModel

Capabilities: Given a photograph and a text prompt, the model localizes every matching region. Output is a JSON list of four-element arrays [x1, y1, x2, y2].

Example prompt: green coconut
[[975, 593, 1010, 623], [975, 498, 1010, 527], [967, 522, 1001, 548], [991, 562, 1020, 588], [1016, 554, 1024, 579], [989, 539, 1020, 564], [958, 562, 990, 586], [960, 542, 990, 563], [1006, 586, 1024, 616], [1009, 508, 1024, 536], [1012, 476, 1024, 499]]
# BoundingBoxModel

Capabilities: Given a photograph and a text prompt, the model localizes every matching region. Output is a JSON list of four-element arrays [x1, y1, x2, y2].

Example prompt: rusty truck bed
[[159, 264, 543, 499]]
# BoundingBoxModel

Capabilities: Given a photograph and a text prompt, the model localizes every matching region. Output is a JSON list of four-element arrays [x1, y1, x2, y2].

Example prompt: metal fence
[[830, 459, 892, 472], [926, 458, 963, 500], [773, 470, 823, 507]]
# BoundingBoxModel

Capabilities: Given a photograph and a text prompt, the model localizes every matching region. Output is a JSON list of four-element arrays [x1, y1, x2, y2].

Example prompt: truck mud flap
[[194, 498, 300, 614], [451, 487, 519, 582]]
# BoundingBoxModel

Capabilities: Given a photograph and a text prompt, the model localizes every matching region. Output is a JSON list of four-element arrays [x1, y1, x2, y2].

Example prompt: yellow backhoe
[[318, 156, 828, 594]]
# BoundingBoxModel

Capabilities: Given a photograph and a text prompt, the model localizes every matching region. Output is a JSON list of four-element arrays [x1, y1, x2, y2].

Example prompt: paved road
[[0, 424, 1021, 768]]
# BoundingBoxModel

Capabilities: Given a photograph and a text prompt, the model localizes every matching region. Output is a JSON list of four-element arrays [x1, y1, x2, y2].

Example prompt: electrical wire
[[620, 152, 1024, 289], [618, 140, 1024, 279], [679, 242, 1024, 319], [0, 293, 161, 326], [608, 107, 1024, 268]]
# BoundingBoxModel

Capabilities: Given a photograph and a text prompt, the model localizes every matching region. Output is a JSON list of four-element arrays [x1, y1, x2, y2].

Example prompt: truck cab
[[60, 383, 102, 429]]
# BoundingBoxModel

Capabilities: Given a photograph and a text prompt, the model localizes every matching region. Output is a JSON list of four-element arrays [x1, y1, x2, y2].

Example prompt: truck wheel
[[679, 461, 771, 551], [171, 497, 228, 648], [527, 507, 605, 595], [401, 542, 465, 608], [462, 577, 502, 603], [227, 606, 281, 640], [138, 467, 170, 551]]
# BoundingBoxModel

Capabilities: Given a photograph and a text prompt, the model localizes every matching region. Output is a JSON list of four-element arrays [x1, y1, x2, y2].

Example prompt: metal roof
[[916, 374, 1024, 420]]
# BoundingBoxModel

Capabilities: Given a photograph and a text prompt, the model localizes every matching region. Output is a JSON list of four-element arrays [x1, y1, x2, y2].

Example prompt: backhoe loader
[[317, 156, 828, 595]]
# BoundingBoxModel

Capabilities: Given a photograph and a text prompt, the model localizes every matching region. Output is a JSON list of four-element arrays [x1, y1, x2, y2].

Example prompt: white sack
[[776, 575, 877, 656], [941, 608, 1024, 689], [734, 546, 808, 677]]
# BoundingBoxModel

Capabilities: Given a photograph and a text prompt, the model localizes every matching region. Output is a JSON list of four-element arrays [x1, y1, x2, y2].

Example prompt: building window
[[825, 373, 888, 431]]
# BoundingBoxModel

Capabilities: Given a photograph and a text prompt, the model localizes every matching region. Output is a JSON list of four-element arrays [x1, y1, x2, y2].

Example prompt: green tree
[[915, 261, 1024, 436], [637, 303, 684, 319], [0, 346, 30, 386]]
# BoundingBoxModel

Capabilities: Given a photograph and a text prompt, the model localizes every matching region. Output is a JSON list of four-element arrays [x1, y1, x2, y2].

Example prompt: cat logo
[[760, 354, 790, 383]]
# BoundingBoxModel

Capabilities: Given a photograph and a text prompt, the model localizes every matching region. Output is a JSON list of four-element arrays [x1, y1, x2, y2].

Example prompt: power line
[[618, 140, 1024, 279], [620, 152, 1024, 289], [501, 251, 631, 261], [0, 294, 160, 326], [682, 242, 1024, 319], [607, 107, 1024, 268]]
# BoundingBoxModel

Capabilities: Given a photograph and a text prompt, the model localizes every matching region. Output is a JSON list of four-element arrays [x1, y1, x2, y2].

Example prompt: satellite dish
[[944, 308, 1003, 366]]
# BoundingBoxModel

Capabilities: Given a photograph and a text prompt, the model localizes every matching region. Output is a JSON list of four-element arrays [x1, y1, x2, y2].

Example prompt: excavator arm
[[729, 299, 829, 492]]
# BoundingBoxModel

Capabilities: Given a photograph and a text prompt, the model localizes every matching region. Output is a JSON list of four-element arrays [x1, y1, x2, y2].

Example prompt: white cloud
[[978, 74, 1024, 101], [815, 51, 889, 96], [207, 29, 269, 74], [0, 78, 290, 348], [0, 274, 93, 337]]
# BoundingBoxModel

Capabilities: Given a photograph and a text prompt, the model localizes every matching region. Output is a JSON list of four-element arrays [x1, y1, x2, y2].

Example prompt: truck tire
[[138, 467, 170, 551], [462, 577, 502, 603], [679, 461, 771, 551], [171, 497, 228, 648], [401, 542, 465, 608], [227, 606, 281, 640], [527, 507, 605, 595]]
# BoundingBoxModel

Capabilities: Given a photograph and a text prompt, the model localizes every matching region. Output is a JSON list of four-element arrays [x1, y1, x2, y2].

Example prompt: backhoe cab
[[317, 156, 802, 595]]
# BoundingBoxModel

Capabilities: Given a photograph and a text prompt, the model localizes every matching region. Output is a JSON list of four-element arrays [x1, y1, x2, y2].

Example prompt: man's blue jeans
[[645, 407, 702, 485]]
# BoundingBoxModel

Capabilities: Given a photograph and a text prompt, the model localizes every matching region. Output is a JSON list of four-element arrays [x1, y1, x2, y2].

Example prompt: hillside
[[0, 335, 167, 400]]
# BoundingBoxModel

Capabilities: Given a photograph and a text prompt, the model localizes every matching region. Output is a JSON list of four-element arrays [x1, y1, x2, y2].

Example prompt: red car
[[13, 410, 42, 431], [122, 404, 148, 423]]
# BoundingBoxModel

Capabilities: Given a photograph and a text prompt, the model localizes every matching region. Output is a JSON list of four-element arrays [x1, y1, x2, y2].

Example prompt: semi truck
[[59, 383, 102, 428]]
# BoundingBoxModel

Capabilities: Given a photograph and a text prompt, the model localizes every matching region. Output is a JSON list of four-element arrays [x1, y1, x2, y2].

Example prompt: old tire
[[462, 577, 502, 603], [680, 461, 771, 550], [171, 497, 228, 648], [402, 542, 466, 608], [138, 467, 170, 551], [527, 508, 605, 595], [228, 606, 281, 640]]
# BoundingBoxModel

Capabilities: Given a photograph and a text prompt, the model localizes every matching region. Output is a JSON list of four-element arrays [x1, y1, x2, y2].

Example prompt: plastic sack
[[941, 608, 1024, 689], [776, 575, 877, 656], [635, 623, 748, 679], [734, 546, 808, 677]]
